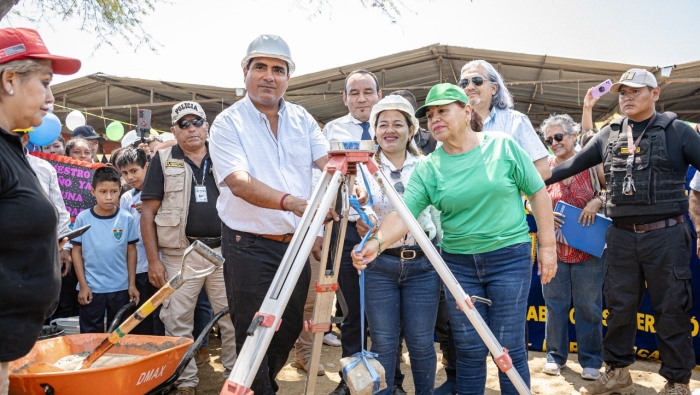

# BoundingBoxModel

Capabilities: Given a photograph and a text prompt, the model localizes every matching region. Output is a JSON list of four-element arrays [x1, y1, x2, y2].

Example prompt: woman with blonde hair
[[0, 28, 80, 393]]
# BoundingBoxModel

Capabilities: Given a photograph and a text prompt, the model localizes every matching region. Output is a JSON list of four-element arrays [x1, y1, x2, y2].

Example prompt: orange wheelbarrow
[[8, 333, 192, 395], [9, 241, 229, 394]]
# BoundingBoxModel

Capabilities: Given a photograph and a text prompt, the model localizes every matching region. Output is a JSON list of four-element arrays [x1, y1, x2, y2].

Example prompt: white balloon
[[65, 110, 86, 131], [159, 132, 175, 142], [121, 130, 139, 148]]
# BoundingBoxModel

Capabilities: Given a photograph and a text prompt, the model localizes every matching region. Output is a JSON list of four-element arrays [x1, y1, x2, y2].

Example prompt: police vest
[[153, 146, 192, 253], [603, 112, 687, 218]]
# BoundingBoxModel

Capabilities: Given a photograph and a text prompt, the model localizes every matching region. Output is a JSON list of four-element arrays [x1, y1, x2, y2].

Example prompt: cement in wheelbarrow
[[9, 334, 193, 395]]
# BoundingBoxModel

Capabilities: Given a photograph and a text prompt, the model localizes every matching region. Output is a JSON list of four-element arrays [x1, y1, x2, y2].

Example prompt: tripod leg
[[367, 162, 532, 395], [222, 170, 344, 394], [304, 176, 353, 394]]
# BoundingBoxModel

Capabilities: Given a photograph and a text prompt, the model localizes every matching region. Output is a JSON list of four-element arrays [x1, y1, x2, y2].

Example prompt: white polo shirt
[[209, 95, 329, 234]]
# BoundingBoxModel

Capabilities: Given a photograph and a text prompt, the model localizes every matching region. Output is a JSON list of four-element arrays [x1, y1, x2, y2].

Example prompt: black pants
[[52, 269, 79, 319], [436, 284, 457, 381], [131, 272, 164, 335], [222, 225, 311, 394], [604, 223, 695, 383], [78, 290, 130, 333], [335, 222, 369, 360]]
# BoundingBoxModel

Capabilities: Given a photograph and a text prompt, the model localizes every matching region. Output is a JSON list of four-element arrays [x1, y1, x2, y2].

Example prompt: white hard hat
[[240, 34, 295, 74], [121, 129, 159, 148]]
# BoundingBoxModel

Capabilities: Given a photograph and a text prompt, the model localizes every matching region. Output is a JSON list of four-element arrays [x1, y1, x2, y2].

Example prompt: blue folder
[[554, 201, 612, 258]]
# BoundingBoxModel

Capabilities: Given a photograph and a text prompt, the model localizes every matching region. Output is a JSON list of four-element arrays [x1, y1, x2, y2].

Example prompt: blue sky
[[3, 0, 699, 87]]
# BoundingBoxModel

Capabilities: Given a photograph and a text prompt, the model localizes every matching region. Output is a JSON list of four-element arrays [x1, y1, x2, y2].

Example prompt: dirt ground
[[194, 332, 700, 394]]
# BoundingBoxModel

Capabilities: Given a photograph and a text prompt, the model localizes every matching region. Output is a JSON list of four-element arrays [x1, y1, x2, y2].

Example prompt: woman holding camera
[[353, 83, 556, 395]]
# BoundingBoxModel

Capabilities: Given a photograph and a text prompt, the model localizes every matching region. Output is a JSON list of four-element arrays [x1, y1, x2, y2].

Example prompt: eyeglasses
[[176, 118, 205, 129], [544, 133, 566, 146], [390, 170, 404, 193], [458, 76, 485, 89]]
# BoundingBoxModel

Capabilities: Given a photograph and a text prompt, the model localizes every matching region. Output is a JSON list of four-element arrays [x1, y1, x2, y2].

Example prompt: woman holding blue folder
[[538, 113, 605, 381]]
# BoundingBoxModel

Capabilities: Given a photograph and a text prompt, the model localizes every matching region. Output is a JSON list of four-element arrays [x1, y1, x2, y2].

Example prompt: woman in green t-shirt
[[352, 83, 556, 395]]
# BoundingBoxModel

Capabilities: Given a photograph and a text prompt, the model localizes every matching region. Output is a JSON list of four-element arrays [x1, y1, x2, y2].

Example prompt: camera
[[591, 79, 613, 99], [137, 109, 152, 143]]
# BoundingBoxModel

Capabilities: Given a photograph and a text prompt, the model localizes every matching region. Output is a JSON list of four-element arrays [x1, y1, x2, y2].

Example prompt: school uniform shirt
[[119, 189, 149, 274], [72, 207, 139, 293]]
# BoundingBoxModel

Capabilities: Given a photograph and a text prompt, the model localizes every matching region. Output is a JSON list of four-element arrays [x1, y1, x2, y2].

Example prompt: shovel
[[76, 241, 224, 370], [19, 241, 224, 374]]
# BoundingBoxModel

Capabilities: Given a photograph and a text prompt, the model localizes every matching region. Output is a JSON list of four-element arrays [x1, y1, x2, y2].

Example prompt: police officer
[[546, 69, 700, 395]]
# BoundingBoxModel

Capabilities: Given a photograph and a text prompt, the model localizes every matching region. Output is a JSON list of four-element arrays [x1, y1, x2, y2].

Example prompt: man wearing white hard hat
[[209, 34, 330, 393], [548, 68, 700, 395]]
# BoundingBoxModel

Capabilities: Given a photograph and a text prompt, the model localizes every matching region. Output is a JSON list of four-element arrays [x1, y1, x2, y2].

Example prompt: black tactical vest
[[603, 112, 687, 218]]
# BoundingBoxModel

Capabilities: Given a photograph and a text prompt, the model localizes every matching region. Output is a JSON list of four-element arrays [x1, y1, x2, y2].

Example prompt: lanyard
[[622, 113, 656, 196], [190, 159, 208, 186]]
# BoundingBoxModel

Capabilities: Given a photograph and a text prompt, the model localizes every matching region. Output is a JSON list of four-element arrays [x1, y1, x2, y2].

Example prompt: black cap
[[72, 125, 104, 141]]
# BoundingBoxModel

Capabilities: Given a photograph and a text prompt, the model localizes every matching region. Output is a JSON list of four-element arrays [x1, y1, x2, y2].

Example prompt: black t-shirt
[[414, 127, 438, 155], [0, 129, 59, 361], [141, 144, 221, 237], [547, 112, 700, 223]]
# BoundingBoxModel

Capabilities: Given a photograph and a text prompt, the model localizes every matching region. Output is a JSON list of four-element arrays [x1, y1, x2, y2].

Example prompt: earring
[[8, 89, 13, 96]]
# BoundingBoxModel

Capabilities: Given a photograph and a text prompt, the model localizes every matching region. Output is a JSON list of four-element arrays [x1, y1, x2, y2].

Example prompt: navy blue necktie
[[360, 121, 371, 141]]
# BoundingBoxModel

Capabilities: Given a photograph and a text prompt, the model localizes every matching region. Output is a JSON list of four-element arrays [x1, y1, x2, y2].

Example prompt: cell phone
[[58, 224, 91, 242], [137, 109, 152, 142], [591, 79, 613, 99]]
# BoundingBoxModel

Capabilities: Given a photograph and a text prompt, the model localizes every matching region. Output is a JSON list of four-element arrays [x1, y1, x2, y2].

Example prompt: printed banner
[[29, 151, 105, 221]]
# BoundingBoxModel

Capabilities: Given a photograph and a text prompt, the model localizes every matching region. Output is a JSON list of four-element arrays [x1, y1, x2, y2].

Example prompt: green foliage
[[1, 0, 161, 50]]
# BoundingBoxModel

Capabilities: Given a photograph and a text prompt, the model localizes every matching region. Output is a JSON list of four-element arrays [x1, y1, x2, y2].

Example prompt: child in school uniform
[[72, 166, 139, 333], [117, 147, 164, 335]]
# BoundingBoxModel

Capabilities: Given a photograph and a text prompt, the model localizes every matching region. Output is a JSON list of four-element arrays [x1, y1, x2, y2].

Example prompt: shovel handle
[[77, 282, 179, 370], [190, 240, 225, 267], [77, 244, 223, 371]]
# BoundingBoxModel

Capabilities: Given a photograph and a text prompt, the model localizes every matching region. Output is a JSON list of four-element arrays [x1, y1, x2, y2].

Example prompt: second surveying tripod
[[220, 141, 532, 395]]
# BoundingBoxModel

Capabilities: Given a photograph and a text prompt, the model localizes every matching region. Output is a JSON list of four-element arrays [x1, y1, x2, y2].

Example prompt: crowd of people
[[1, 27, 700, 395]]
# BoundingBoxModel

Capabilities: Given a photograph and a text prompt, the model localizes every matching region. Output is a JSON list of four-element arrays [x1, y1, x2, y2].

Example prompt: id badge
[[194, 185, 208, 203]]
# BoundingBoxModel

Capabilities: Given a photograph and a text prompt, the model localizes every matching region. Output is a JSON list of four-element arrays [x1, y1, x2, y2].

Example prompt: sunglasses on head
[[458, 76, 485, 89], [176, 118, 205, 129], [544, 133, 566, 146]]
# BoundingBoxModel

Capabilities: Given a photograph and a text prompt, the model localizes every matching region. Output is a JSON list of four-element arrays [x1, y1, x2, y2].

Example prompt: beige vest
[[154, 146, 192, 255]]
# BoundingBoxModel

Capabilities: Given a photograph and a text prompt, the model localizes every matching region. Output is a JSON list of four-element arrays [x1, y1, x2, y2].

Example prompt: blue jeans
[[542, 255, 604, 369], [364, 251, 440, 394], [443, 242, 532, 395]]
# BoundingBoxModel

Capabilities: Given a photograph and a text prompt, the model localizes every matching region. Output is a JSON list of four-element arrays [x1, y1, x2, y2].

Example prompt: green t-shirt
[[403, 131, 545, 254]]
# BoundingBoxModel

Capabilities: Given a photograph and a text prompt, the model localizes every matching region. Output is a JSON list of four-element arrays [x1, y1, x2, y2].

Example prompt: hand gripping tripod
[[220, 141, 531, 395]]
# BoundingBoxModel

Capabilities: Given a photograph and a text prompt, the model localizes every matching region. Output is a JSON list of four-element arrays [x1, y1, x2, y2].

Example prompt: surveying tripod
[[220, 141, 532, 395]]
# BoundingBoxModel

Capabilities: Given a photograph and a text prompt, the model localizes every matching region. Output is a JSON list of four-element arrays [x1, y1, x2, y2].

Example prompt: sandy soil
[[194, 333, 700, 394]]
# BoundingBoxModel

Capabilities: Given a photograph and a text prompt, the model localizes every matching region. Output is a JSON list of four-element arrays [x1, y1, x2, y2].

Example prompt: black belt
[[382, 247, 425, 260], [187, 236, 221, 248], [613, 215, 684, 234]]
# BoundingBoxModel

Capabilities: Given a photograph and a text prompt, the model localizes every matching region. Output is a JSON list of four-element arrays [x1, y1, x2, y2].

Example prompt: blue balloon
[[29, 112, 62, 146]]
